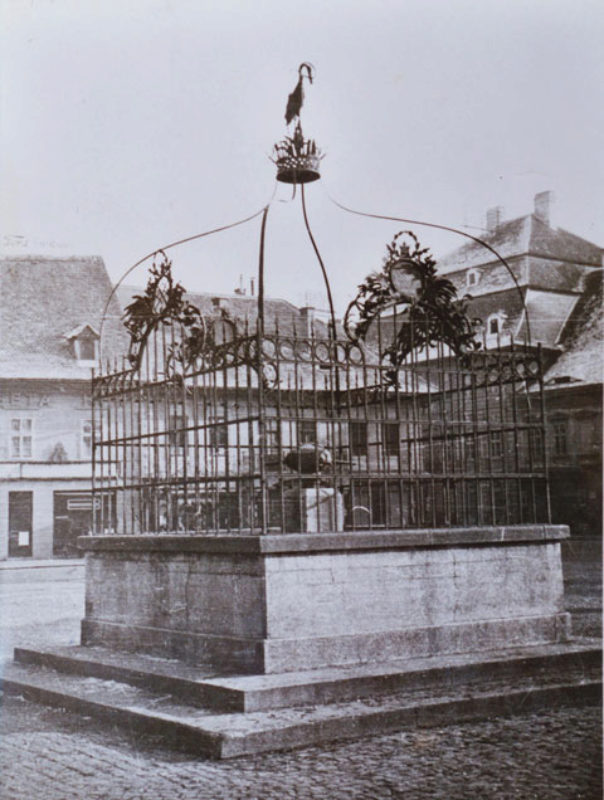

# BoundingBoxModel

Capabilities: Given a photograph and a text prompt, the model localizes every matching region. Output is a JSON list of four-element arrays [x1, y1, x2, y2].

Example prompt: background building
[[1, 198, 600, 559], [438, 192, 603, 536], [0, 255, 125, 558], [0, 266, 329, 558]]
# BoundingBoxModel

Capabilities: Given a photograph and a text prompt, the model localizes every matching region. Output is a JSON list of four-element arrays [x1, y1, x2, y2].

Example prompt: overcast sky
[[1, 0, 602, 314]]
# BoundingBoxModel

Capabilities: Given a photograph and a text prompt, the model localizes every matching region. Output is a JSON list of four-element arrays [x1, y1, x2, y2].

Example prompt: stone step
[[1, 646, 601, 759], [13, 646, 242, 711], [12, 641, 602, 713], [15, 642, 601, 711]]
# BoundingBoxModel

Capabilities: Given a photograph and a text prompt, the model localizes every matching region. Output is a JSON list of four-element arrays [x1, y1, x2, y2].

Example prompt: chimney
[[300, 306, 315, 337], [486, 206, 504, 234], [534, 190, 555, 226]]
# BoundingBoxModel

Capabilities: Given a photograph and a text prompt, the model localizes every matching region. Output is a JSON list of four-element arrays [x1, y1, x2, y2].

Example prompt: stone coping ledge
[[78, 525, 569, 556]]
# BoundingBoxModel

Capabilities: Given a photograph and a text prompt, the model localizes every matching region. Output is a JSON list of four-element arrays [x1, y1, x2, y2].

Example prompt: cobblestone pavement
[[1, 548, 601, 799], [562, 539, 602, 638], [0, 561, 83, 664], [0, 695, 601, 800]]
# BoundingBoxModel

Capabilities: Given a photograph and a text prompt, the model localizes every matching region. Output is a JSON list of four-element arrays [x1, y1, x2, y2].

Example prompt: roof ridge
[[121, 283, 303, 311], [0, 254, 104, 262]]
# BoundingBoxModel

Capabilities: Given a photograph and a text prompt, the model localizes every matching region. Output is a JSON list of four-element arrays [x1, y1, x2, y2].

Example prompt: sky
[[1, 0, 603, 315]]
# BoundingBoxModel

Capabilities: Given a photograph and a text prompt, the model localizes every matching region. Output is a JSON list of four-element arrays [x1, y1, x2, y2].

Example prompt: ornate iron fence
[[92, 308, 550, 535]]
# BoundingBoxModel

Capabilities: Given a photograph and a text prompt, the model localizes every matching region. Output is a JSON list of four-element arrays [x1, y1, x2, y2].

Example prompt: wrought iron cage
[[92, 306, 550, 536]]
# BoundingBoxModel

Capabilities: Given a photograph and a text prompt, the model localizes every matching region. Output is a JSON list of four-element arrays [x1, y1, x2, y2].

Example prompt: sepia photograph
[[0, 1, 602, 797]]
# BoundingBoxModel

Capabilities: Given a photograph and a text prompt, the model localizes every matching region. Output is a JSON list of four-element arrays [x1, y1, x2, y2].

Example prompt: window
[[66, 325, 100, 363], [464, 437, 477, 467], [383, 422, 400, 456], [370, 481, 386, 526], [10, 418, 33, 459], [73, 330, 99, 362], [209, 418, 228, 449], [349, 421, 368, 456], [77, 336, 97, 361], [265, 418, 280, 453], [298, 419, 317, 445], [81, 420, 93, 458], [528, 426, 543, 462], [487, 312, 506, 337], [169, 415, 190, 449], [466, 269, 480, 288], [552, 420, 568, 456], [491, 432, 503, 459], [576, 413, 598, 454]]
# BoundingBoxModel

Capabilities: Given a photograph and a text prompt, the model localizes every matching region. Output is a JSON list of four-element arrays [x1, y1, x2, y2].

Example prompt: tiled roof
[[438, 216, 531, 272], [529, 217, 602, 265], [438, 214, 601, 274], [0, 255, 127, 380], [544, 270, 603, 385], [437, 211, 602, 351], [117, 285, 332, 338], [115, 285, 389, 385]]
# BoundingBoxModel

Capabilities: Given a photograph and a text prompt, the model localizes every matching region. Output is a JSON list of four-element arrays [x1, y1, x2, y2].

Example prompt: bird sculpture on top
[[285, 63, 314, 125]]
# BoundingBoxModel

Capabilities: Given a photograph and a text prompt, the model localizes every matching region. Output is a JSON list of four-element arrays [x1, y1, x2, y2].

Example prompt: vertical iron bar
[[91, 369, 98, 534], [256, 206, 270, 534], [537, 343, 552, 523]]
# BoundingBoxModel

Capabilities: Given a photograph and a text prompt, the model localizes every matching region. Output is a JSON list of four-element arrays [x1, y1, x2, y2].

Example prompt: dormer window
[[77, 334, 97, 361], [466, 269, 480, 288], [487, 312, 506, 337], [65, 324, 100, 365]]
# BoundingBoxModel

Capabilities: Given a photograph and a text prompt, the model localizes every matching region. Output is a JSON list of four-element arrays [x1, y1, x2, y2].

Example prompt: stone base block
[[79, 525, 570, 674]]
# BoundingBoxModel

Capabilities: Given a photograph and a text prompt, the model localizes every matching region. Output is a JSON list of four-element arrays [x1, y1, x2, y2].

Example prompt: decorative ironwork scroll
[[344, 231, 482, 382], [122, 251, 236, 374]]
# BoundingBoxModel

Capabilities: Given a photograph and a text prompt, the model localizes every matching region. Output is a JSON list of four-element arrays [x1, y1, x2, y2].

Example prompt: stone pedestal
[[299, 487, 344, 533], [79, 525, 570, 674]]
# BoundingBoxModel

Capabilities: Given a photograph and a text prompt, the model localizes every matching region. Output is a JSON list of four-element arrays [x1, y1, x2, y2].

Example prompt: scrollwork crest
[[344, 231, 481, 384]]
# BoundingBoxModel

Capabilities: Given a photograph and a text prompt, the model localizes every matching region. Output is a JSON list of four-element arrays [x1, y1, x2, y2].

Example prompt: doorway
[[8, 491, 33, 557]]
